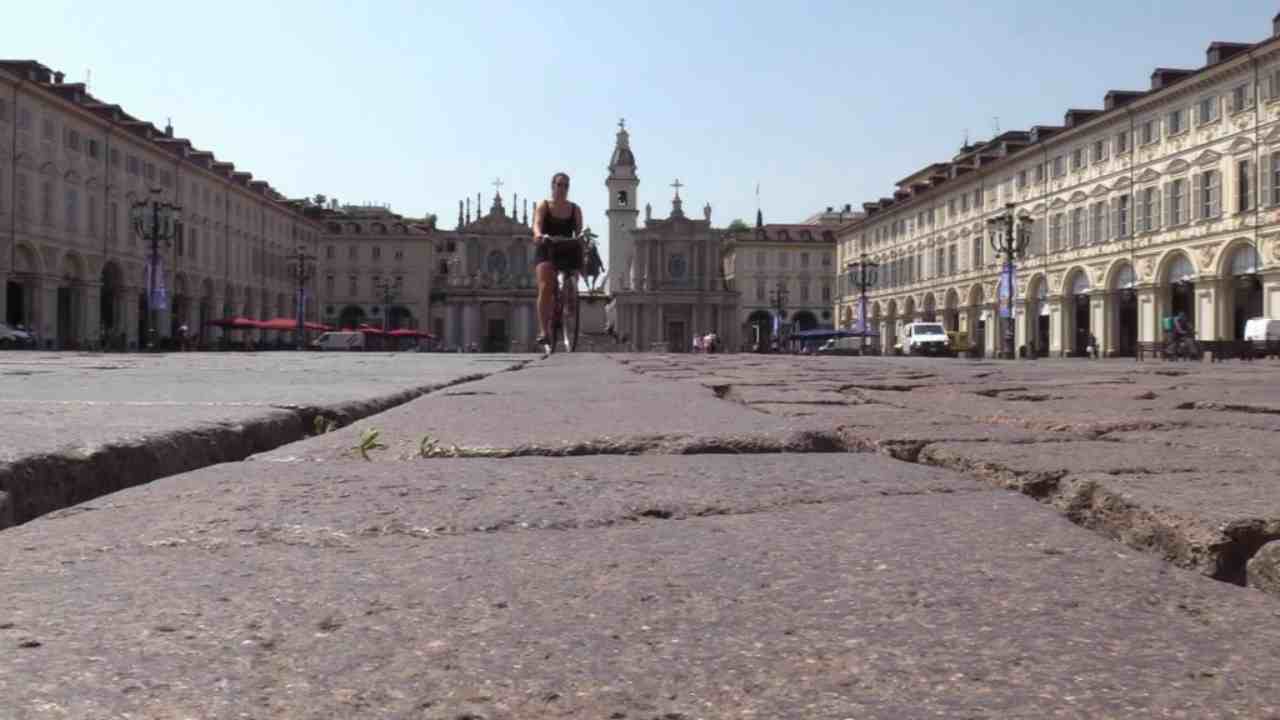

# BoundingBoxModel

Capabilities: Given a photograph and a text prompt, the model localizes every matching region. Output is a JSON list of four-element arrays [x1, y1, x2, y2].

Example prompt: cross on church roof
[[670, 178, 683, 198], [618, 117, 625, 131], [491, 177, 504, 195]]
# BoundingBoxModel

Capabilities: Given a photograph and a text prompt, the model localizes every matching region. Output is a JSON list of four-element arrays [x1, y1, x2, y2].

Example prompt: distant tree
[[726, 218, 750, 232]]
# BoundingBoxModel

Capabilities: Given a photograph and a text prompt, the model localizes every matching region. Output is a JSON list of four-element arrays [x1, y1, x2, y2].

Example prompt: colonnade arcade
[[2, 241, 307, 349], [866, 238, 1279, 357]]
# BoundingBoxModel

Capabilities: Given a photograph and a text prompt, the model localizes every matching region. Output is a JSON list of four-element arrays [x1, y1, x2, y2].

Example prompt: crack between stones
[[407, 429, 860, 460], [0, 361, 532, 532], [873, 438, 1280, 591], [215, 485, 995, 546]]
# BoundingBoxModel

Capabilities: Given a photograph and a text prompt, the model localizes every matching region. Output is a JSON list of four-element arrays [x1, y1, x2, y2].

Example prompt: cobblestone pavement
[[2, 352, 1280, 718], [0, 351, 525, 526]]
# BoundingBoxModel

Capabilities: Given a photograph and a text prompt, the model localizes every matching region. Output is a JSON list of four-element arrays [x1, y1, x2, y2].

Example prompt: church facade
[[604, 123, 739, 351]]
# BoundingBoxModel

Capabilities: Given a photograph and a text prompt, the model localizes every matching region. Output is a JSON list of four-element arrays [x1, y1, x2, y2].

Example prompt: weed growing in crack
[[352, 428, 387, 461], [418, 435, 463, 458], [313, 416, 339, 436]]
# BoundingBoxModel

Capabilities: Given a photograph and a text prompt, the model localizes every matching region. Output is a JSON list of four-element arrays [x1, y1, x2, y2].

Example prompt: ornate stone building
[[313, 203, 435, 332], [604, 123, 739, 351], [0, 60, 324, 349], [723, 219, 837, 350], [429, 192, 541, 352], [836, 13, 1280, 357]]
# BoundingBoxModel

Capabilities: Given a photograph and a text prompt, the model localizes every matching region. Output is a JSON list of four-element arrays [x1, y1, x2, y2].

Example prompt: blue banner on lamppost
[[145, 259, 168, 311], [997, 262, 1014, 318]]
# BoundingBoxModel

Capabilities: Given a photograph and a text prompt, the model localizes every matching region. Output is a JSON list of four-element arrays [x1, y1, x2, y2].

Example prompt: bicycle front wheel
[[562, 275, 580, 352]]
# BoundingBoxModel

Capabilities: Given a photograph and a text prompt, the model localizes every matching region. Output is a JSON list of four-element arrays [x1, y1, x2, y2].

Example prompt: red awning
[[387, 328, 433, 338], [206, 316, 263, 329], [258, 317, 332, 331]]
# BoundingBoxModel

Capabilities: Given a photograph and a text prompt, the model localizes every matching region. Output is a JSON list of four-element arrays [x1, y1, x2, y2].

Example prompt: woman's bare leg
[[536, 261, 556, 340]]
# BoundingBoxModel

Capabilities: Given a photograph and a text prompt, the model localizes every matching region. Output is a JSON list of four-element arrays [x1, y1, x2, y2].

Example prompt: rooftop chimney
[[164, 121, 173, 138], [52, 71, 64, 84], [1064, 109, 1102, 128], [1150, 68, 1194, 91], [1206, 42, 1251, 66], [844, 203, 852, 213], [1274, 12, 1280, 37], [1104, 90, 1145, 111]]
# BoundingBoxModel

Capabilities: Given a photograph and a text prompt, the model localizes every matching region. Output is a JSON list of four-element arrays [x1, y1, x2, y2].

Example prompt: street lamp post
[[130, 187, 182, 351], [986, 203, 1033, 360], [374, 277, 399, 332], [290, 246, 317, 351], [768, 281, 789, 353], [846, 253, 880, 355]]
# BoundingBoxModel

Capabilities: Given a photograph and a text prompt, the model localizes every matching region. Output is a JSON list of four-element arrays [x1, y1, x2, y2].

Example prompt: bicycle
[[1164, 335, 1202, 361], [540, 234, 586, 357]]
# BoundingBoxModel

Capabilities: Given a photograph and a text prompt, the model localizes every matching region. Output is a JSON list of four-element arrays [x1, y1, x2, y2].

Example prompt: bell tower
[[605, 119, 639, 293]]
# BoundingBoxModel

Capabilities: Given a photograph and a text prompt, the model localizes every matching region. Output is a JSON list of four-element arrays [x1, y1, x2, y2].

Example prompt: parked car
[[311, 331, 365, 351], [1243, 317, 1280, 342], [0, 322, 33, 349], [818, 336, 876, 355], [895, 322, 950, 356]]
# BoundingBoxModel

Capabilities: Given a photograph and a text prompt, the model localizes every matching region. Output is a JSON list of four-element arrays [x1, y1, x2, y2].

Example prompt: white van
[[312, 331, 365, 351], [1244, 317, 1280, 342], [896, 322, 951, 356]]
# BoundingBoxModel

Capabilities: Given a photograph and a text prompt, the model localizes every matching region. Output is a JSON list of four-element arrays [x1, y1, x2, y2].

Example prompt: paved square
[[2, 351, 1280, 717]]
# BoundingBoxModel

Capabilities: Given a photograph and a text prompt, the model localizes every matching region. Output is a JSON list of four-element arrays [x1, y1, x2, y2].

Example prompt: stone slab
[[0, 352, 523, 526], [3, 455, 1280, 717], [256, 354, 829, 461]]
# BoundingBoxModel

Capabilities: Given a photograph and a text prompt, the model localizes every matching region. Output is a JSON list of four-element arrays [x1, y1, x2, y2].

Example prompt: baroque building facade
[[723, 219, 837, 350], [0, 60, 325, 349], [605, 123, 739, 351], [836, 15, 1280, 357]]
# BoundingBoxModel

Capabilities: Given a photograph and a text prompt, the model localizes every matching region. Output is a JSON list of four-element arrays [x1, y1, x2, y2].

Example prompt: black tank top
[[542, 202, 577, 237]]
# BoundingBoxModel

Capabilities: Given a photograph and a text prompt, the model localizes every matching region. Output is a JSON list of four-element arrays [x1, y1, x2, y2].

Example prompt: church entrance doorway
[[485, 318, 508, 353], [667, 320, 687, 352]]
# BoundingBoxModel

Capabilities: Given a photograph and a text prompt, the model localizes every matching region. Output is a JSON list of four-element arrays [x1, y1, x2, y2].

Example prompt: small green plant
[[354, 428, 387, 461], [313, 416, 339, 436], [418, 435, 466, 458]]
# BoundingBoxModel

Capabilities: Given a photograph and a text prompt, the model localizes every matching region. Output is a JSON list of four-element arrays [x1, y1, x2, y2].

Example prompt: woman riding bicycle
[[532, 171, 583, 349]]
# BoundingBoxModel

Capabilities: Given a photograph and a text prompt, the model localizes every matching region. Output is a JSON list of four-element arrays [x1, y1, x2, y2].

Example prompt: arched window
[[1229, 244, 1260, 276], [1167, 254, 1195, 284]]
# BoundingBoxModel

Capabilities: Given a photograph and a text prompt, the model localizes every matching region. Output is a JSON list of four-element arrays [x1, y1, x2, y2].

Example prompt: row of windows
[[751, 250, 834, 269], [1, 97, 307, 238], [323, 274, 405, 297], [851, 71, 1280, 261], [753, 280, 832, 303], [323, 245, 407, 262], [860, 158, 1278, 288]]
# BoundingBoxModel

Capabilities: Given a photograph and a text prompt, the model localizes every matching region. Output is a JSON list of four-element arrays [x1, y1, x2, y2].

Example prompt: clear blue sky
[[5, 0, 1279, 260]]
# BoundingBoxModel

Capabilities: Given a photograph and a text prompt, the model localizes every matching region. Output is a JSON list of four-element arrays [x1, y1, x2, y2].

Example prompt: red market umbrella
[[206, 317, 264, 329], [258, 317, 333, 332]]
